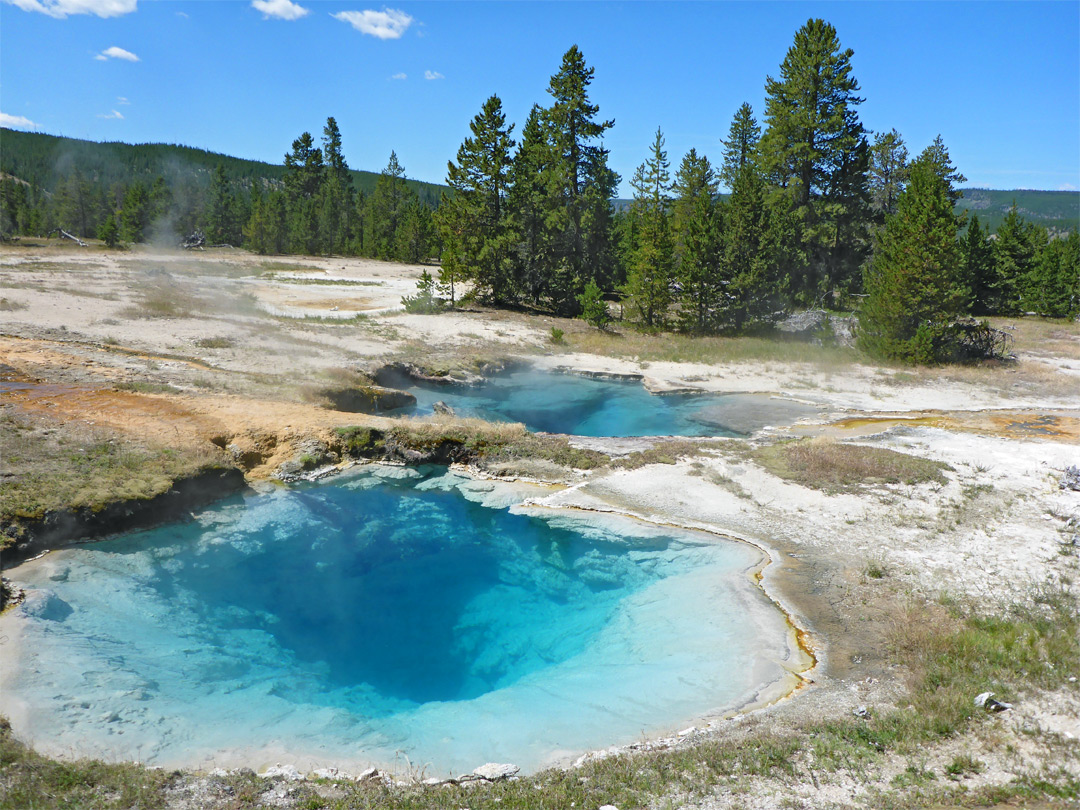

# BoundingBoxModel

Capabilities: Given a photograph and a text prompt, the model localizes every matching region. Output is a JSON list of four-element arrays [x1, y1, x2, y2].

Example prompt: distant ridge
[[955, 188, 1079, 233], [0, 128, 448, 206]]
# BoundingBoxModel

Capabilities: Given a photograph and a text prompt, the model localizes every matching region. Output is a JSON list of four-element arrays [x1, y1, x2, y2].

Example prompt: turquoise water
[[2, 467, 794, 775], [386, 367, 815, 437]]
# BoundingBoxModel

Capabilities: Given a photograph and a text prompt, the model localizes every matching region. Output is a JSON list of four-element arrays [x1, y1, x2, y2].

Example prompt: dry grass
[[611, 439, 716, 469], [193, 336, 234, 349], [565, 326, 861, 367], [754, 437, 951, 493], [121, 276, 202, 319], [989, 315, 1080, 359]]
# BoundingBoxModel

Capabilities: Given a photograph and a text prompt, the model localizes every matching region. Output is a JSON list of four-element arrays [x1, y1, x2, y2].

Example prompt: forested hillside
[[955, 189, 1079, 233], [0, 128, 445, 205], [0, 120, 445, 260]]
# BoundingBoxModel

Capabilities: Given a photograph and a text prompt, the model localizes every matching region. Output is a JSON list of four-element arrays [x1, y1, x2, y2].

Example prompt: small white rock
[[472, 762, 520, 781], [262, 764, 304, 781], [599, 805, 620, 810], [311, 767, 339, 779], [677, 726, 696, 737]]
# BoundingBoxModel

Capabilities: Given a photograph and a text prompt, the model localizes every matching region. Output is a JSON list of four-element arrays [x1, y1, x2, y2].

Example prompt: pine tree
[[919, 135, 967, 204], [371, 151, 410, 260], [721, 164, 787, 332], [0, 178, 28, 237], [542, 45, 618, 313], [244, 191, 288, 254], [992, 205, 1041, 315], [402, 269, 440, 313], [962, 214, 995, 314], [120, 181, 150, 243], [436, 95, 516, 303], [858, 155, 966, 364], [622, 128, 673, 328], [282, 132, 324, 254], [204, 164, 239, 245], [719, 103, 760, 191], [869, 129, 909, 218], [672, 149, 722, 333], [576, 279, 610, 329], [759, 18, 869, 302], [283, 132, 324, 201], [1024, 231, 1079, 319], [97, 212, 120, 247], [395, 197, 433, 264], [506, 105, 557, 306], [56, 169, 93, 237], [319, 116, 354, 253]]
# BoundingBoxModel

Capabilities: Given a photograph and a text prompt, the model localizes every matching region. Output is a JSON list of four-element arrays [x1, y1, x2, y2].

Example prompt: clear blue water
[[3, 467, 795, 775], [387, 367, 816, 437]]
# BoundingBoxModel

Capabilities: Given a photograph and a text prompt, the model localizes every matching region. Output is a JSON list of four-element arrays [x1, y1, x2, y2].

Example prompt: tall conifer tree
[[507, 105, 558, 306], [672, 149, 722, 333], [859, 154, 966, 363], [962, 214, 995, 314], [436, 95, 516, 304], [869, 129, 909, 218], [992, 205, 1041, 315], [759, 18, 869, 302], [623, 128, 673, 327], [541, 45, 618, 313], [719, 103, 760, 191]]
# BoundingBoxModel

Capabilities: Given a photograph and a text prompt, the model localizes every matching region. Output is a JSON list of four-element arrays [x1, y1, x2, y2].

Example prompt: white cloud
[[332, 8, 412, 39], [96, 46, 139, 62], [116, 96, 130, 105], [5, 0, 136, 18], [1059, 183, 1077, 192], [175, 10, 187, 17], [98, 109, 124, 119], [0, 112, 40, 129], [424, 70, 443, 80], [251, 0, 308, 20], [390, 72, 407, 80]]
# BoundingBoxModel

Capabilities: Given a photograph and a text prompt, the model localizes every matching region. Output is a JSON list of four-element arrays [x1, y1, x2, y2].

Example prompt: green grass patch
[[0, 411, 226, 524], [193, 336, 234, 349], [0, 718, 174, 810], [113, 381, 183, 395], [754, 438, 951, 493]]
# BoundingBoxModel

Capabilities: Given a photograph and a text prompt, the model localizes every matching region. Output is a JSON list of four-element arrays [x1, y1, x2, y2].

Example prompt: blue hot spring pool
[[385, 366, 818, 438], [0, 467, 800, 775]]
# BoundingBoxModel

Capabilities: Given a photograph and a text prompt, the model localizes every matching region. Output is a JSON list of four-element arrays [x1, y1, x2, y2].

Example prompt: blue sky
[[2, 0, 1078, 195]]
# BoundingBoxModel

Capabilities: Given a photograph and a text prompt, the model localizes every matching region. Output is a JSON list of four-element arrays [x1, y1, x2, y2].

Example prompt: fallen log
[[181, 230, 206, 249], [48, 228, 88, 247]]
